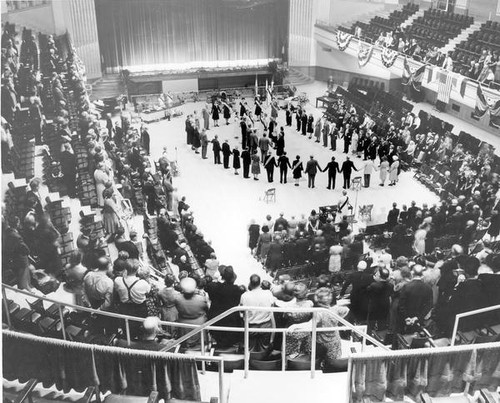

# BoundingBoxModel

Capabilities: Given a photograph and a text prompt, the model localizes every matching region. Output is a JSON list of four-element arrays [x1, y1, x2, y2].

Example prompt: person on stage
[[322, 156, 340, 190], [340, 156, 358, 189], [278, 152, 291, 184]]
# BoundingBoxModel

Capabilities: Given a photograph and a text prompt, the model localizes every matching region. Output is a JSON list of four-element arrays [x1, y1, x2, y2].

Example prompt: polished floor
[[146, 81, 441, 284]]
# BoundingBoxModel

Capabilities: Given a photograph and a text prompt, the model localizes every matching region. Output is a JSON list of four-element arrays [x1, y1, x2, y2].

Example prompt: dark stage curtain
[[95, 0, 289, 71]]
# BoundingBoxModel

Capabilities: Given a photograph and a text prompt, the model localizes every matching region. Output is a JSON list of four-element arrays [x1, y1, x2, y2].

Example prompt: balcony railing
[[2, 283, 388, 381]]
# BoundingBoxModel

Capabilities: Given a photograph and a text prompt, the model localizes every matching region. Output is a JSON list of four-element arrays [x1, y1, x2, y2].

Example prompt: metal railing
[[450, 303, 500, 346], [314, 22, 500, 94], [2, 284, 227, 403], [2, 283, 388, 380]]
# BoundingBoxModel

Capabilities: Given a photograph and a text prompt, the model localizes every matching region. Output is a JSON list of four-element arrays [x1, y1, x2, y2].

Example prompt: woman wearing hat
[[206, 266, 243, 347], [388, 156, 399, 186], [284, 283, 313, 357], [174, 277, 208, 348], [287, 287, 349, 368]]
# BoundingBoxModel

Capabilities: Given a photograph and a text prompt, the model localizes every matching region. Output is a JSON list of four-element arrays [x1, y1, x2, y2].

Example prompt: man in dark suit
[[340, 156, 358, 189], [263, 152, 278, 183], [339, 260, 374, 322], [367, 267, 393, 333], [222, 140, 231, 169], [398, 265, 433, 333], [322, 156, 340, 190], [305, 155, 322, 188], [387, 202, 400, 231], [211, 135, 221, 164], [140, 125, 150, 155], [301, 112, 308, 136], [343, 130, 352, 153], [322, 119, 330, 148], [240, 117, 248, 148], [241, 147, 251, 178], [239, 100, 246, 117], [278, 152, 291, 184]]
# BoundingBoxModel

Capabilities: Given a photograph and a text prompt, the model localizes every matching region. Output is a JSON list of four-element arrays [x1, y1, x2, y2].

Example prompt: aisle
[[147, 83, 439, 284]]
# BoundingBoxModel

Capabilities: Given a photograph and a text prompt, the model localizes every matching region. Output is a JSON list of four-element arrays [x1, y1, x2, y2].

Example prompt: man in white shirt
[[240, 274, 275, 351], [114, 259, 151, 321]]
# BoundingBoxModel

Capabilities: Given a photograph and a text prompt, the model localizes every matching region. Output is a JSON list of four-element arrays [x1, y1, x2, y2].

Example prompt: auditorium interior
[[3, 0, 500, 402]]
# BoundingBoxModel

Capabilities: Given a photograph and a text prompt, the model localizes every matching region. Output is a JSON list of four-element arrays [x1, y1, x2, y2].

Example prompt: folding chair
[[359, 204, 373, 222], [263, 188, 276, 203]]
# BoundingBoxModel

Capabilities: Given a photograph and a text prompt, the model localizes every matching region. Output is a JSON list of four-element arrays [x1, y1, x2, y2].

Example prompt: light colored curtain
[[95, 0, 288, 70], [350, 343, 500, 402]]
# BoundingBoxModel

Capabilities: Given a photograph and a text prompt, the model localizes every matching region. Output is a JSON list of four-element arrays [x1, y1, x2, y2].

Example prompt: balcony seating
[[452, 20, 500, 84], [340, 3, 419, 43]]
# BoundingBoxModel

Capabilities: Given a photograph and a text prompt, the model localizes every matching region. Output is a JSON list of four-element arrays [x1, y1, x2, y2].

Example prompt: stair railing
[[450, 304, 500, 346], [3, 283, 388, 380]]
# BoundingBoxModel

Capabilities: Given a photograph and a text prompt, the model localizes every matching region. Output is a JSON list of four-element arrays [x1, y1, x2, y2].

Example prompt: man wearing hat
[[206, 266, 243, 347], [339, 260, 374, 322]]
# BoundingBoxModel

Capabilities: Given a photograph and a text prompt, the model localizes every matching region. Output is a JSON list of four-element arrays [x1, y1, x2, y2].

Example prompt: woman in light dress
[[388, 156, 400, 186], [379, 156, 390, 186]]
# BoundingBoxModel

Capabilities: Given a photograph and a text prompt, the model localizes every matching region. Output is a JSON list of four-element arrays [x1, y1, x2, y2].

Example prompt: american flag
[[437, 71, 453, 103]]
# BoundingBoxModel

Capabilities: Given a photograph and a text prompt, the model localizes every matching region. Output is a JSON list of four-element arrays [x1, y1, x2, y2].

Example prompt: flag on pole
[[437, 71, 453, 103], [255, 75, 258, 98], [474, 84, 489, 117]]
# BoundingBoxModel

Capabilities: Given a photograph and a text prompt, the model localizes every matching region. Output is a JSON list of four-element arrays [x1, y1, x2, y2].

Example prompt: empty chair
[[263, 188, 276, 203]]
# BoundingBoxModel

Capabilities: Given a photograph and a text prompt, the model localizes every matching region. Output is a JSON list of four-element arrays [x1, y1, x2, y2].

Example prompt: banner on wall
[[357, 43, 374, 67], [381, 47, 398, 68], [402, 57, 426, 91], [336, 31, 353, 51]]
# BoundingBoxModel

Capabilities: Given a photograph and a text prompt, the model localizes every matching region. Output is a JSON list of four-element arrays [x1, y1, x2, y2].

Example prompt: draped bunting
[[475, 84, 490, 117], [95, 0, 288, 71], [2, 330, 201, 401], [381, 47, 398, 68], [475, 84, 500, 127], [349, 343, 500, 403], [336, 31, 353, 51], [402, 57, 426, 92], [357, 43, 374, 67]]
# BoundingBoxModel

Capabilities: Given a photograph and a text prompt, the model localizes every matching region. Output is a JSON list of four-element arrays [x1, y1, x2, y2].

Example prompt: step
[[440, 21, 483, 53], [227, 370, 348, 403]]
